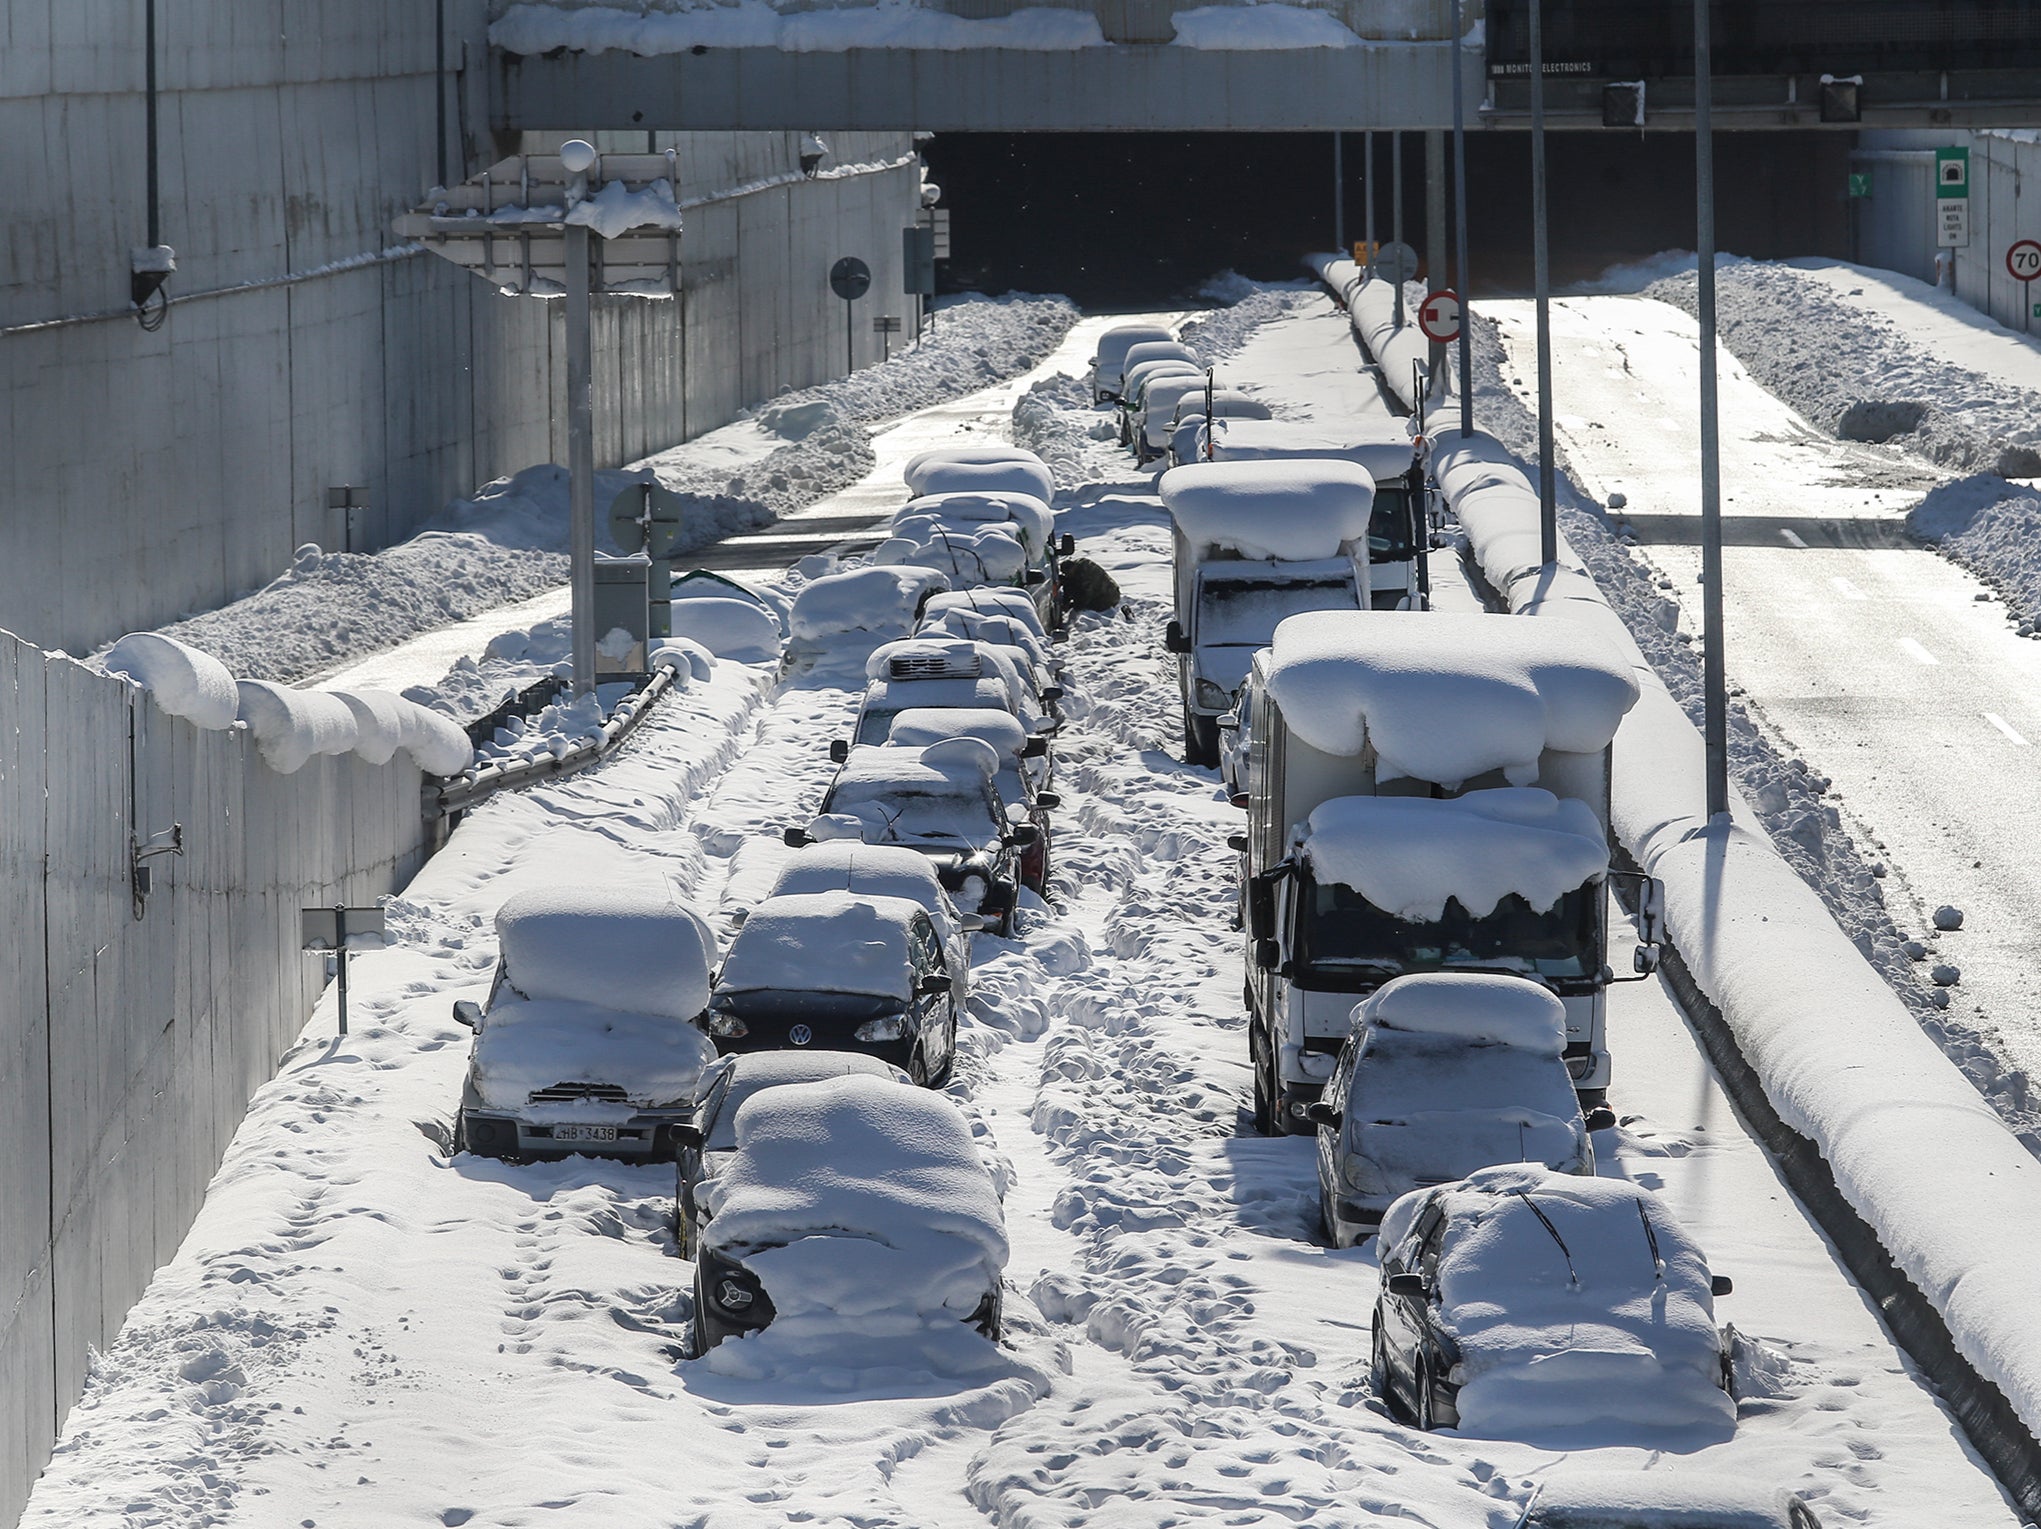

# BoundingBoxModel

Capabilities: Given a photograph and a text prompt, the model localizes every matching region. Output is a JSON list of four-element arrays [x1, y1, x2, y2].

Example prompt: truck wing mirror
[[1038, 685, 1064, 704], [1632, 945, 1661, 976], [1385, 1272, 1427, 1299], [451, 1000, 483, 1031], [1584, 1105, 1617, 1133], [828, 738, 849, 763], [919, 973, 954, 996], [1021, 735, 1049, 759], [1226, 833, 1248, 853], [1163, 619, 1191, 654], [1711, 1275, 1734, 1298], [1228, 792, 1249, 810], [1253, 937, 1282, 970], [1024, 569, 1048, 586], [1217, 712, 1238, 730]]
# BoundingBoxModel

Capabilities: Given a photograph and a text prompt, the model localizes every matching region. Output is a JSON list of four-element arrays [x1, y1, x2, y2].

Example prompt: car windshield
[[1370, 483, 1421, 562], [1196, 575, 1356, 647], [822, 781, 998, 845], [1295, 874, 1600, 989]]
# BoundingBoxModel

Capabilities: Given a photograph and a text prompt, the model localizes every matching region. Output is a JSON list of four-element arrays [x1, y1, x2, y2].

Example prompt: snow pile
[[1012, 372, 1113, 488], [1160, 459, 1375, 559], [888, 706, 1030, 760], [698, 1075, 1006, 1372], [334, 688, 474, 775], [101, 632, 239, 728], [1645, 262, 2041, 477], [1201, 417, 1416, 481], [923, 588, 1048, 642], [664, 597, 783, 663], [497, 882, 716, 1021], [1170, 4, 1365, 47], [492, 1, 1106, 54], [908, 457, 1055, 506], [1263, 609, 1639, 784], [1300, 789, 1607, 921], [1906, 474, 2041, 629], [233, 680, 360, 773], [760, 842, 963, 941], [716, 892, 921, 1000], [788, 565, 949, 644], [470, 996, 719, 1112], [1384, 1165, 1735, 1440], [1359, 971, 1567, 1053], [903, 446, 1046, 496], [1176, 283, 1319, 363]]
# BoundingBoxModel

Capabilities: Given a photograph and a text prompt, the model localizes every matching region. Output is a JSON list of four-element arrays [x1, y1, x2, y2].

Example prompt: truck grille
[[889, 652, 980, 680]]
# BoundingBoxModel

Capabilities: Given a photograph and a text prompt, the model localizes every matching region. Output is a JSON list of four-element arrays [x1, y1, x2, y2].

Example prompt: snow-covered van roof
[[1300, 790, 1608, 922], [902, 444, 1042, 496], [1122, 358, 1203, 402], [1170, 388, 1271, 426], [716, 891, 928, 999], [1160, 460, 1377, 561], [1203, 418, 1416, 483], [1262, 609, 1640, 785], [900, 490, 1054, 549], [865, 635, 1012, 689], [698, 1074, 1007, 1293], [909, 457, 1054, 506], [788, 565, 948, 642], [887, 706, 1030, 760], [1120, 339, 1199, 372], [1380, 1165, 1733, 1440], [1353, 972, 1568, 1053], [494, 883, 715, 1023]]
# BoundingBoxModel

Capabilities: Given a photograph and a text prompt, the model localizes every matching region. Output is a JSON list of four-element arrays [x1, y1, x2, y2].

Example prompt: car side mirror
[[1021, 735, 1049, 759], [451, 1000, 483, 1031], [1711, 1275, 1734, 1298], [1007, 822, 1040, 847], [1058, 533, 1076, 559], [918, 973, 953, 996], [671, 1122, 703, 1152], [1024, 569, 1048, 586], [1038, 685, 1064, 704], [1163, 619, 1191, 654], [1584, 1105, 1617, 1133], [1253, 937, 1281, 970], [1229, 792, 1249, 810], [782, 825, 811, 847], [958, 913, 988, 932], [1034, 791, 1062, 810], [1304, 1101, 1342, 1130], [1226, 832, 1248, 853], [1386, 1272, 1427, 1298], [829, 739, 849, 763], [1217, 712, 1238, 730]]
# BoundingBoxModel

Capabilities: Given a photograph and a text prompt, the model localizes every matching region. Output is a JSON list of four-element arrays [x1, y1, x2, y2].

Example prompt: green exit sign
[[1937, 146, 1970, 198], [1848, 173, 1872, 198]]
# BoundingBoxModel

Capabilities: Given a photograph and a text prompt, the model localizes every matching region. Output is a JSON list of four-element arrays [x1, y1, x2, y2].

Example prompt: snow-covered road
[[1489, 295, 2041, 1093], [20, 293, 2020, 1528]]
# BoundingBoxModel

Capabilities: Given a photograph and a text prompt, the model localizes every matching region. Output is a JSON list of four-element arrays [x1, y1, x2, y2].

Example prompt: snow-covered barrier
[[1429, 423, 2041, 1475], [1308, 252, 1443, 415]]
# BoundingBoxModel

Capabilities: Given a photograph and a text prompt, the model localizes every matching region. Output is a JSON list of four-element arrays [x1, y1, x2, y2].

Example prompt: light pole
[[1452, 0, 1474, 438], [1529, 0, 1557, 568], [1695, 0, 1729, 818]]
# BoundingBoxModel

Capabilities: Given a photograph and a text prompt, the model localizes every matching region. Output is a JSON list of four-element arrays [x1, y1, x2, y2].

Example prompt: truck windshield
[[1294, 874, 1600, 988], [1369, 484, 1420, 563], [1195, 576, 1356, 647]]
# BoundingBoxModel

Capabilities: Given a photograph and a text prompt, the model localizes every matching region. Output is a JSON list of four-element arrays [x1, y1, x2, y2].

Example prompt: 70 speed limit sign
[[2010, 240, 2041, 283]]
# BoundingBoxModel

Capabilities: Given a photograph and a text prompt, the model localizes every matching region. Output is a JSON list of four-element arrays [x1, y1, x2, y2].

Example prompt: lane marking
[[1779, 528, 1809, 549], [1832, 576, 1869, 601], [1985, 712, 2031, 746], [1898, 637, 1939, 666]]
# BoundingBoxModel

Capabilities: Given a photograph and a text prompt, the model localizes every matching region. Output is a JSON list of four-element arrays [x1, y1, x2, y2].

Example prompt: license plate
[[550, 1124, 618, 1143]]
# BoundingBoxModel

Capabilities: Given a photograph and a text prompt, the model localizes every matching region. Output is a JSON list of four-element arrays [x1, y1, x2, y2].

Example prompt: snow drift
[[102, 632, 239, 729]]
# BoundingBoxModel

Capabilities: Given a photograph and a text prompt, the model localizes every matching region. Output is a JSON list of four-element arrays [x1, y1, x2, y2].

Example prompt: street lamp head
[[559, 139, 599, 175]]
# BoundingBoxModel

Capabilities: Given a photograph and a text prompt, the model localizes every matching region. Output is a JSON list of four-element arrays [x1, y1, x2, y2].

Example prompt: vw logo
[[788, 1024, 814, 1046]]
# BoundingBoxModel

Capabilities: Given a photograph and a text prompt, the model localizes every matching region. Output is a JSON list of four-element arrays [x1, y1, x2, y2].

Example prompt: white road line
[[1832, 576, 1869, 601], [1985, 712, 2031, 746], [1898, 637, 1940, 666], [1779, 528, 1809, 549]]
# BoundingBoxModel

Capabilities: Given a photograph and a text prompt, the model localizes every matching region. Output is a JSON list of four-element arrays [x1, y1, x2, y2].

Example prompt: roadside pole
[[564, 220, 596, 696], [1426, 130, 1447, 400], [1392, 130, 1406, 328], [1333, 132, 1345, 254], [1364, 130, 1375, 263], [1695, 0, 1728, 818], [1529, 0, 1556, 566], [1452, 0, 1474, 437]]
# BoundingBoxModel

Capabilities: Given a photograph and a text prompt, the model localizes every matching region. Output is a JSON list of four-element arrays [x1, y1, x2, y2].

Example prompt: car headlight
[[854, 1014, 909, 1042], [1194, 679, 1232, 711], [1341, 1152, 1386, 1195], [705, 1012, 749, 1038]]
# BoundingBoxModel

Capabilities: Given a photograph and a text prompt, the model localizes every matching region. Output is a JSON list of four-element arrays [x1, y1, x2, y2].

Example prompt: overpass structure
[[493, 0, 2041, 134]]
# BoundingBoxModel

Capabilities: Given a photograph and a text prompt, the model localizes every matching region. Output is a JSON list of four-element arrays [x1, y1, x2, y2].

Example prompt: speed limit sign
[[2010, 240, 2041, 284]]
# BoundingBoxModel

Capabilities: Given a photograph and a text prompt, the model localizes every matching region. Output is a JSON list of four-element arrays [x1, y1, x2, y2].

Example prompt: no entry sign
[[2009, 240, 2041, 284], [1418, 289, 1462, 345]]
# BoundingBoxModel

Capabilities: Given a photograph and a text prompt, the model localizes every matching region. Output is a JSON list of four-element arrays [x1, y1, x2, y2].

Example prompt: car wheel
[[1251, 1030, 1275, 1136], [1369, 1321, 1391, 1403], [927, 1036, 956, 1089], [1318, 1183, 1339, 1248], [688, 1269, 713, 1356], [1184, 710, 1219, 768], [1415, 1356, 1439, 1431]]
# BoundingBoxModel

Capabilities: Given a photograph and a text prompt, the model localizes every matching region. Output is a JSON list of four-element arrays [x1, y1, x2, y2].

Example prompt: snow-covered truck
[[1158, 459, 1375, 767], [1200, 418, 1429, 610], [1233, 610, 1662, 1133]]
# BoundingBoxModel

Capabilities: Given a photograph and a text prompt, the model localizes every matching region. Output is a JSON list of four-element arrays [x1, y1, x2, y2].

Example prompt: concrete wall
[[0, 628, 437, 1526], [1857, 128, 2040, 333], [1, 0, 917, 656]]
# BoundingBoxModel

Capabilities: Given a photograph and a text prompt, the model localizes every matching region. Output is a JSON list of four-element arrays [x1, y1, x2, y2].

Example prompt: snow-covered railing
[[1428, 423, 2041, 1511], [1308, 253, 1446, 416]]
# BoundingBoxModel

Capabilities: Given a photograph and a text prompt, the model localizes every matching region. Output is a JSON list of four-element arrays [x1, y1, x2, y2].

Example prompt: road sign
[[302, 905, 387, 1036], [1417, 289, 1462, 344], [1371, 240, 1420, 284], [2009, 240, 2041, 283], [873, 315, 902, 333], [608, 482, 685, 560], [1939, 200, 1972, 250], [1936, 146, 1970, 198], [928, 208, 952, 260], [1847, 172, 1871, 198], [830, 256, 871, 301], [902, 226, 936, 294]]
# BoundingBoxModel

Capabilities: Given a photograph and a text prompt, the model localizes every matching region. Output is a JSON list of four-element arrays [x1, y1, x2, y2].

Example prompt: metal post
[[1364, 130, 1375, 267], [846, 299, 855, 375], [144, 0, 159, 248], [1530, 0, 1557, 567], [1333, 132, 1345, 254], [434, 0, 448, 187], [1426, 130, 1448, 400], [1393, 130, 1406, 328], [565, 223, 597, 695], [334, 905, 350, 1036], [1452, 0, 1474, 437], [1695, 0, 1729, 820]]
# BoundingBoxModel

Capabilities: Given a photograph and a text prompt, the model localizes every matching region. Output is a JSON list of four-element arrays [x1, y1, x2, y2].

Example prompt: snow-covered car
[[1090, 323, 1174, 401], [871, 520, 1030, 589], [690, 1073, 1007, 1352], [917, 604, 1055, 692], [922, 587, 1050, 645], [784, 564, 950, 673], [1304, 974, 1607, 1245], [755, 838, 979, 1001], [847, 637, 1049, 746], [452, 884, 719, 1161], [704, 891, 961, 1084], [673, 1050, 911, 1257], [1135, 372, 1217, 465], [1373, 1164, 1737, 1439], [885, 706, 1058, 892], [1516, 1471, 1824, 1529], [1118, 358, 1203, 443], [907, 455, 1054, 507], [902, 444, 1045, 498], [892, 489, 1073, 628], [1168, 388, 1273, 467], [797, 738, 1034, 931]]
